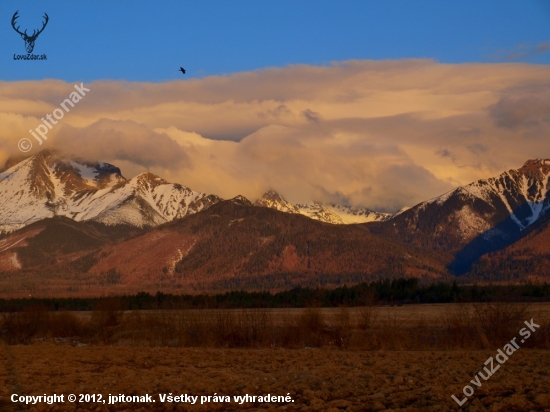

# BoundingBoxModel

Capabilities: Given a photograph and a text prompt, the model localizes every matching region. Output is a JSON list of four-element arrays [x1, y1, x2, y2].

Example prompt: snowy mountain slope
[[294, 202, 346, 224], [254, 190, 300, 214], [408, 158, 550, 239], [0, 150, 220, 233], [254, 190, 391, 224], [324, 203, 392, 224], [369, 159, 550, 273]]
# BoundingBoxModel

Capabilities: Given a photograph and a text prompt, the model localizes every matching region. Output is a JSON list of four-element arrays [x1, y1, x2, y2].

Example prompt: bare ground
[[1, 343, 549, 412]]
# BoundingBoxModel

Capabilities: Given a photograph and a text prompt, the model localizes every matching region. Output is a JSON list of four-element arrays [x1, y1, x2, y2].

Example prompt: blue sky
[[1, 0, 549, 82]]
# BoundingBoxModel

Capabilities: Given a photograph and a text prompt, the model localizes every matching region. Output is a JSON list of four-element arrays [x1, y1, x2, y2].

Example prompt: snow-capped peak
[[254, 190, 391, 224], [254, 190, 299, 213], [394, 159, 550, 244], [0, 151, 220, 233]]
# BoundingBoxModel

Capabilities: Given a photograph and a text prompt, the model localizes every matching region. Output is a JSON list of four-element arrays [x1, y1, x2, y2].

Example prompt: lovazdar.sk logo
[[11, 10, 49, 60]]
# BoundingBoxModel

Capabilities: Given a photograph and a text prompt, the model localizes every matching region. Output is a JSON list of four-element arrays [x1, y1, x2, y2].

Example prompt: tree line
[[0, 278, 549, 311]]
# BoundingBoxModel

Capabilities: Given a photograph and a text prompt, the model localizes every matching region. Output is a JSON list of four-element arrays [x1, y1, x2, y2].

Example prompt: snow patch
[[455, 205, 491, 240]]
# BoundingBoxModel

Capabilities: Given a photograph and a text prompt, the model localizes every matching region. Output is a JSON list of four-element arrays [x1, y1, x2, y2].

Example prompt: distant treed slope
[[368, 159, 550, 273], [0, 217, 142, 274], [90, 200, 446, 290], [0, 200, 447, 295]]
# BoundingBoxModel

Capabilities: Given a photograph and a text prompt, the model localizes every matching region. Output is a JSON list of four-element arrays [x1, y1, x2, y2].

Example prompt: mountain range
[[0, 151, 549, 297], [0, 150, 388, 235]]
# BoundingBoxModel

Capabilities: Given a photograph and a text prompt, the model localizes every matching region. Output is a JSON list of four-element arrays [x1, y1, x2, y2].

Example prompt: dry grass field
[[1, 346, 550, 411], [1, 303, 550, 411], [65, 302, 550, 326]]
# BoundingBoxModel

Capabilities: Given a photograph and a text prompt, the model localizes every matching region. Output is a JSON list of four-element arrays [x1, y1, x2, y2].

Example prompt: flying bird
[[179, 67, 186, 74]]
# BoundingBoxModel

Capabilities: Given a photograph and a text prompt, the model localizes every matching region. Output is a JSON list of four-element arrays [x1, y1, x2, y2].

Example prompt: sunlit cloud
[[0, 60, 549, 211]]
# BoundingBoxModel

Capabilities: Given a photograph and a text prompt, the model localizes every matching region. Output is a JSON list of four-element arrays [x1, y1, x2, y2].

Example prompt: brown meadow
[[1, 303, 550, 411]]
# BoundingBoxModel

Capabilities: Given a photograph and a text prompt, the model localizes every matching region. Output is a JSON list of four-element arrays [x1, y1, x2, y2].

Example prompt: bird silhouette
[[179, 67, 186, 74]]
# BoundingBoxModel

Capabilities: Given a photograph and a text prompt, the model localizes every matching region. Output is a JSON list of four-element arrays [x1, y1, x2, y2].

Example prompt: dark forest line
[[1, 278, 549, 311]]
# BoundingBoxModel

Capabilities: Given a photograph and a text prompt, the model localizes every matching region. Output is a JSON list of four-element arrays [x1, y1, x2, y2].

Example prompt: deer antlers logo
[[11, 11, 49, 54]]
